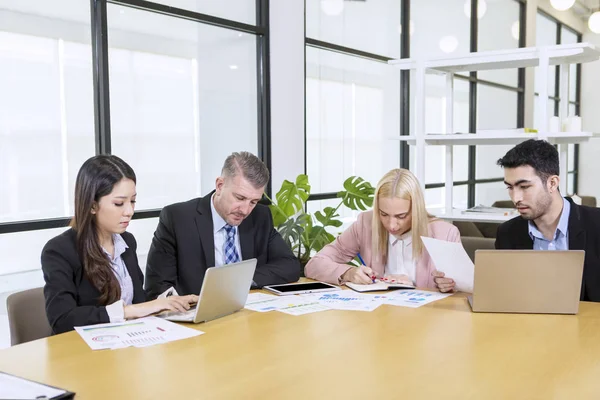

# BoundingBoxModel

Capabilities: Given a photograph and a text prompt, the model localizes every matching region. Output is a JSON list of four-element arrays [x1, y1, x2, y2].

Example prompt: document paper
[[75, 316, 203, 350], [383, 289, 452, 308], [421, 236, 474, 293], [0, 372, 67, 400]]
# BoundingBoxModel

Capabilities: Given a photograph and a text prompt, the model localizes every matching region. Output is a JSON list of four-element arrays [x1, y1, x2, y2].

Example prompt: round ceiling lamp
[[589, 11, 600, 33], [463, 0, 487, 19], [439, 36, 459, 54], [321, 0, 344, 16], [549, 0, 576, 11]]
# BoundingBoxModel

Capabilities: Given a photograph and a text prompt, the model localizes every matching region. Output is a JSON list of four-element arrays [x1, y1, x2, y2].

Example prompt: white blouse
[[384, 230, 416, 284]]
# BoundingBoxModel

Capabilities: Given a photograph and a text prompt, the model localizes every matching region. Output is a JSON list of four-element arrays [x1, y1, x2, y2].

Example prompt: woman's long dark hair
[[70, 155, 136, 305]]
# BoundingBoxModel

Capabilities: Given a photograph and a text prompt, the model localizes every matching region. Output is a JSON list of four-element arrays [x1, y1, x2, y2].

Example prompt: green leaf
[[308, 226, 335, 253], [277, 215, 305, 250], [275, 174, 311, 218], [338, 176, 375, 211], [314, 207, 343, 228], [269, 204, 288, 227]]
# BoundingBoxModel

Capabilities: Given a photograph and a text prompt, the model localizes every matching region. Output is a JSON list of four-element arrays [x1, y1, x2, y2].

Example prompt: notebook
[[345, 281, 415, 292]]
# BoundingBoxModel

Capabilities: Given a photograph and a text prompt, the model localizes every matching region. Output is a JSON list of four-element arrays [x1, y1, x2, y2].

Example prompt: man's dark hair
[[497, 139, 559, 183]]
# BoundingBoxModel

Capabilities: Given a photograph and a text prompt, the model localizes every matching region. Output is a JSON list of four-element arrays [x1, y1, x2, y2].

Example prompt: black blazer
[[144, 192, 300, 299], [496, 198, 600, 302], [41, 229, 146, 334]]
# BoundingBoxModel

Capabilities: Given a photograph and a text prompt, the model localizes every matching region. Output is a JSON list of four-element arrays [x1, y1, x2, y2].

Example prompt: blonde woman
[[305, 168, 459, 292]]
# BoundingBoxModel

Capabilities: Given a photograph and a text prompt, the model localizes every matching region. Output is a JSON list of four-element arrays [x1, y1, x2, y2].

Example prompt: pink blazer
[[304, 210, 461, 288]]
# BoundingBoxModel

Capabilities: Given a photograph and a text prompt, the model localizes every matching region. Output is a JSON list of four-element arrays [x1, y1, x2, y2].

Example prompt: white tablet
[[263, 282, 339, 296]]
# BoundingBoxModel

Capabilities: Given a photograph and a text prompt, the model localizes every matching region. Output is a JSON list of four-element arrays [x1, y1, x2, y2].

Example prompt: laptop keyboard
[[158, 306, 197, 321]]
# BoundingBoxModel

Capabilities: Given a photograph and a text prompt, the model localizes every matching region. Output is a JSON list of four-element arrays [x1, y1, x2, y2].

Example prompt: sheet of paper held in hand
[[74, 316, 203, 350], [421, 236, 474, 293]]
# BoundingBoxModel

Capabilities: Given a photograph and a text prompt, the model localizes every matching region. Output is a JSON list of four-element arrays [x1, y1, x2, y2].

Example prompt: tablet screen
[[266, 282, 336, 293]]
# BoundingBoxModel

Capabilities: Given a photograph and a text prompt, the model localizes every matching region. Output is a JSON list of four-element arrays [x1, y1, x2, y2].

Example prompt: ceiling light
[[549, 0, 576, 11], [229, 65, 238, 70], [589, 11, 600, 33], [439, 36, 459, 54], [463, 0, 487, 19], [321, 0, 344, 16]]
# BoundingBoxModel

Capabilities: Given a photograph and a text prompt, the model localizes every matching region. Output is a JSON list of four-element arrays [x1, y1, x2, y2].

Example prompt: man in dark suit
[[495, 139, 600, 302], [144, 152, 300, 299]]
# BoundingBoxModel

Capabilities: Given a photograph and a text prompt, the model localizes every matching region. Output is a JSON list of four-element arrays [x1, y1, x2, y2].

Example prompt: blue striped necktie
[[223, 224, 241, 264]]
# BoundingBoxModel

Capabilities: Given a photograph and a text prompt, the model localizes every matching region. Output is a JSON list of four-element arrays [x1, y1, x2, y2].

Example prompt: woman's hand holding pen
[[341, 265, 378, 284]]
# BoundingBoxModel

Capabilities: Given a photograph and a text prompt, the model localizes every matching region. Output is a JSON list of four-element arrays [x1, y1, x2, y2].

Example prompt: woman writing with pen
[[305, 168, 460, 293]]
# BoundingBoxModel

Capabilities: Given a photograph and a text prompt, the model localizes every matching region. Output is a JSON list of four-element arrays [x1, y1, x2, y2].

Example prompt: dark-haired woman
[[42, 155, 197, 334]]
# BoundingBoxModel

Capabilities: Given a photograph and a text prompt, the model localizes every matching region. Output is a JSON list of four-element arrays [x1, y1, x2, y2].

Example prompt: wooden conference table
[[1, 290, 600, 399]]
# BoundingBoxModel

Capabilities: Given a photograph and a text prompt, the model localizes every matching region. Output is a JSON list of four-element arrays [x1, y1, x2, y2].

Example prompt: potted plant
[[265, 174, 375, 270]]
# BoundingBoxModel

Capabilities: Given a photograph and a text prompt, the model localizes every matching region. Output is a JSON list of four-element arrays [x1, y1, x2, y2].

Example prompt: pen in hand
[[357, 253, 376, 283]]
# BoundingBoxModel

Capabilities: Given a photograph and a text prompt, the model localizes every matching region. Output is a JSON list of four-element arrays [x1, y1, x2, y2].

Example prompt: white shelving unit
[[388, 43, 600, 220]]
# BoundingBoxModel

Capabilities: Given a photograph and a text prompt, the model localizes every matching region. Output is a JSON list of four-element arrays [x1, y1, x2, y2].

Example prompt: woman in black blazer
[[42, 155, 197, 334]]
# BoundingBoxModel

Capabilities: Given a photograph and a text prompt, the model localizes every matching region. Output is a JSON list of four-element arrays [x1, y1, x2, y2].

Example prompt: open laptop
[[468, 250, 584, 314], [159, 258, 257, 323]]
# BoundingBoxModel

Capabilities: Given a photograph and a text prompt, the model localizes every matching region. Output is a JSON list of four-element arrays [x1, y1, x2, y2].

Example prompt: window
[[412, 0, 523, 208], [306, 47, 400, 194], [0, 0, 266, 298], [533, 11, 582, 195], [0, 2, 95, 223], [306, 0, 402, 58], [108, 5, 259, 209], [305, 0, 402, 203]]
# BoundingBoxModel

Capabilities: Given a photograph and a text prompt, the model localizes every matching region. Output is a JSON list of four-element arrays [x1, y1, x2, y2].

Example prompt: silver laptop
[[467, 250, 584, 314], [160, 258, 257, 323]]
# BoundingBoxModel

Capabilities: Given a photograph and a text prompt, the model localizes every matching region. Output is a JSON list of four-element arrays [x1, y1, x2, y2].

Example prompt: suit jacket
[[144, 192, 300, 298], [495, 197, 600, 302], [304, 210, 461, 288], [41, 229, 146, 334]]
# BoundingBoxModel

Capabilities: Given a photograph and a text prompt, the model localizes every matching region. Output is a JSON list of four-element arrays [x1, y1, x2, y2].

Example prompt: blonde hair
[[371, 168, 433, 265]]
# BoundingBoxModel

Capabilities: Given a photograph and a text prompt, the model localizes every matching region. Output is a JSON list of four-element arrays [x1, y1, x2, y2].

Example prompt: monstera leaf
[[314, 207, 343, 228], [277, 213, 309, 250], [338, 176, 375, 211], [307, 226, 336, 253], [272, 174, 310, 225], [268, 174, 310, 227]]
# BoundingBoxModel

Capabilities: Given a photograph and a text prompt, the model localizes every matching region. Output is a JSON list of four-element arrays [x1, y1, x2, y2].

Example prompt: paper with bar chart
[[74, 316, 203, 350]]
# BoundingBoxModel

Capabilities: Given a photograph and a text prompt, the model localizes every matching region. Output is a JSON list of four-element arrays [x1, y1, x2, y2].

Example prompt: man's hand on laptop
[[124, 295, 199, 319], [432, 270, 456, 293]]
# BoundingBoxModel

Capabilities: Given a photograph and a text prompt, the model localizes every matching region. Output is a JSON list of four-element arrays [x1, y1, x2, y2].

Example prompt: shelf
[[389, 43, 600, 73], [427, 208, 514, 223], [388, 132, 596, 146]]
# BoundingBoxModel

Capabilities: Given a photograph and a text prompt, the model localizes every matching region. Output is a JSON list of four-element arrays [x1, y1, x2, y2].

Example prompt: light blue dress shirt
[[528, 197, 570, 251], [210, 194, 242, 266], [103, 233, 134, 305]]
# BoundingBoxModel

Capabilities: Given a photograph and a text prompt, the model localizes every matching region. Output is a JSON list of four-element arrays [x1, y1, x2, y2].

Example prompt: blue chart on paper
[[317, 293, 361, 302], [396, 290, 433, 303]]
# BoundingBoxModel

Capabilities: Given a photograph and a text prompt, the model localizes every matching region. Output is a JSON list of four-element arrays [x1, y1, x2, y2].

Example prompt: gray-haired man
[[145, 151, 300, 299]]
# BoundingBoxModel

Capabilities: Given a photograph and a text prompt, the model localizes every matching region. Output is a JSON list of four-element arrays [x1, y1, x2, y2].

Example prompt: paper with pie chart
[[74, 316, 203, 350]]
